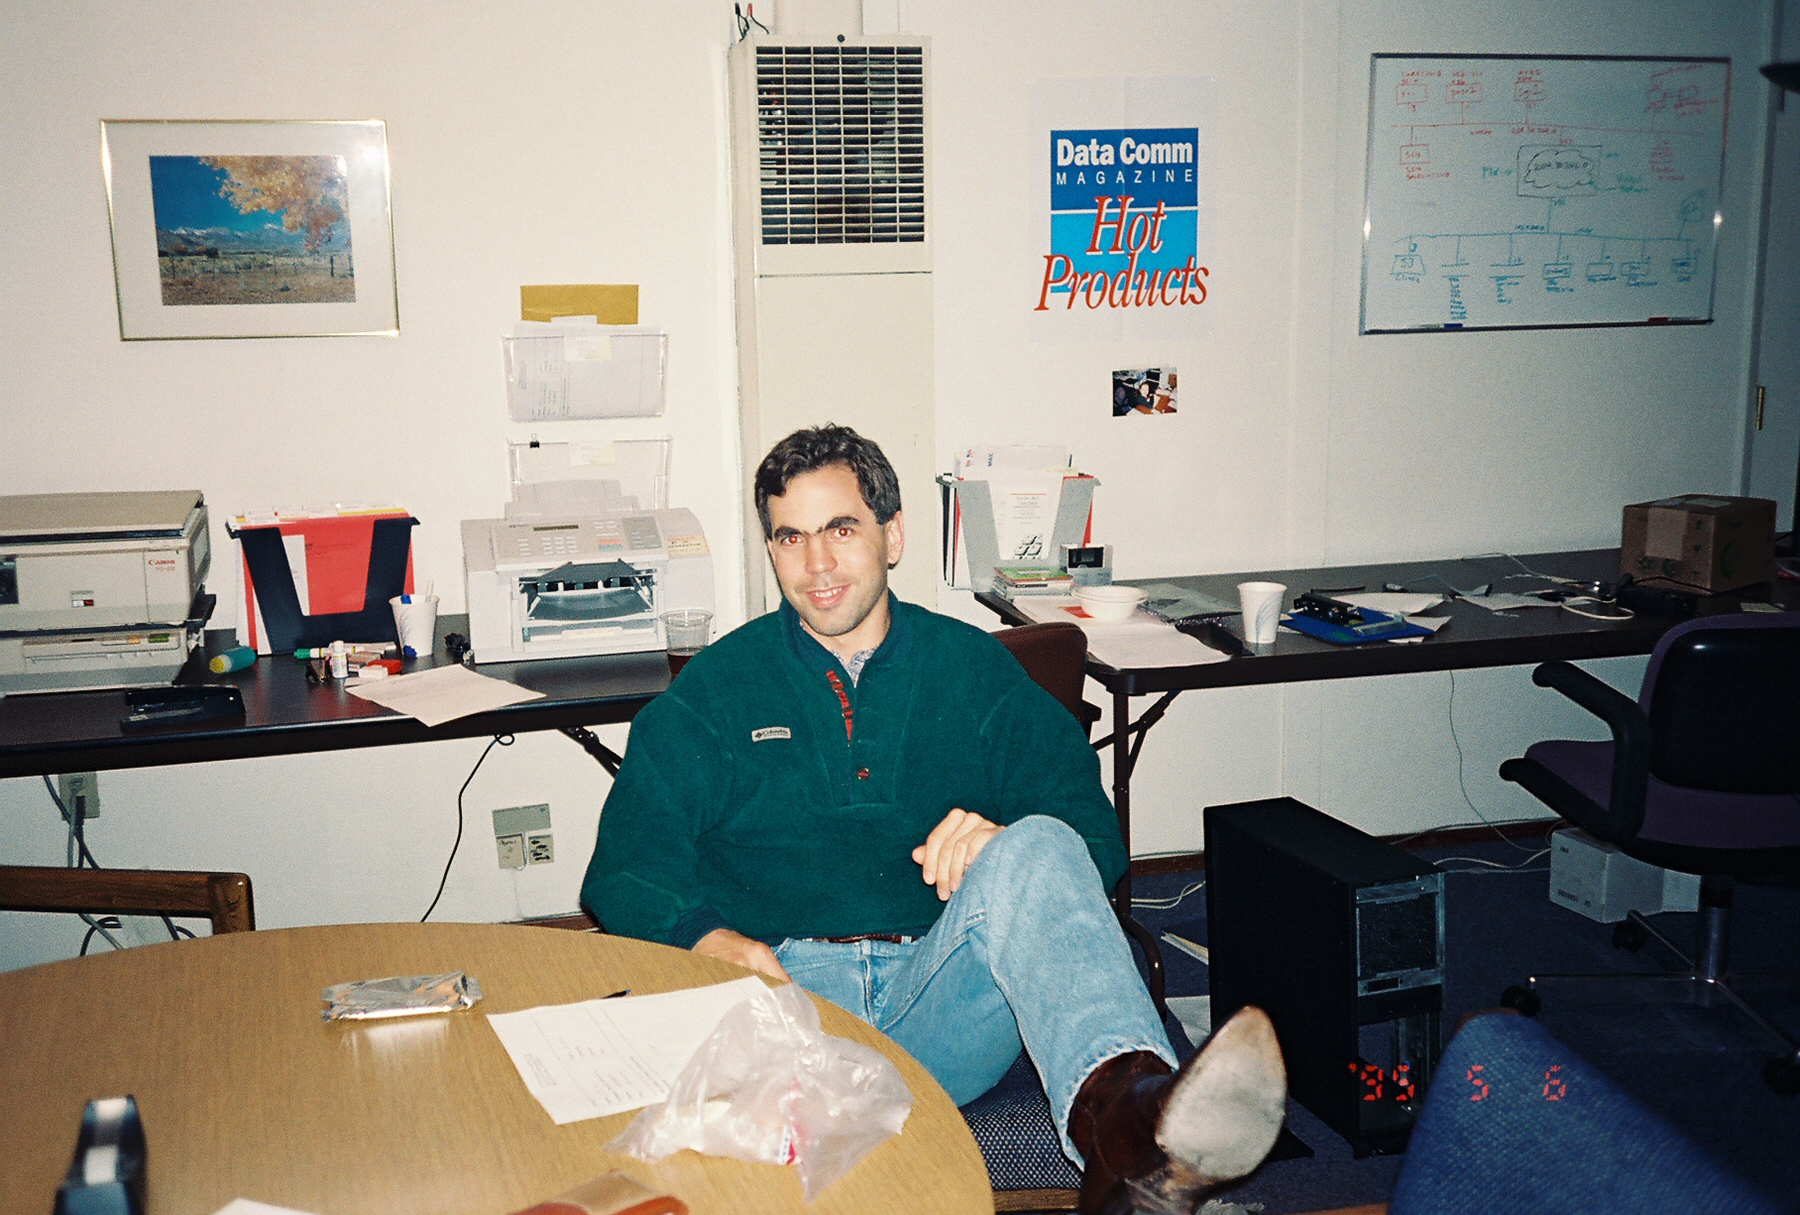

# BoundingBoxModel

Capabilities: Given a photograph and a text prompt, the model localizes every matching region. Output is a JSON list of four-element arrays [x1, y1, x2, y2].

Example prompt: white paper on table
[[487, 976, 766, 1124], [211, 1202, 320, 1215], [1457, 592, 1560, 612], [1012, 598, 1231, 668], [1012, 597, 1084, 626], [344, 663, 545, 728], [1339, 592, 1445, 615]]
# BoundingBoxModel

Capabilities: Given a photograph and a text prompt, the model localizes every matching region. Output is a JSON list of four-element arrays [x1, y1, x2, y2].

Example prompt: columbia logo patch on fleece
[[751, 727, 792, 742]]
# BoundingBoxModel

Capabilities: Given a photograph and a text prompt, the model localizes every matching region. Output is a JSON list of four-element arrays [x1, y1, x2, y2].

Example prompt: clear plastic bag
[[607, 982, 913, 1201]]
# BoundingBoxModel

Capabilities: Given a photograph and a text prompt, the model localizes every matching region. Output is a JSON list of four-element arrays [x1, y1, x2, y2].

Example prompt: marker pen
[[208, 646, 257, 674]]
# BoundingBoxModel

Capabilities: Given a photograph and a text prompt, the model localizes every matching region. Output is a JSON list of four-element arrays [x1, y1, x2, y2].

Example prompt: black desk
[[0, 614, 670, 779], [979, 549, 1800, 896]]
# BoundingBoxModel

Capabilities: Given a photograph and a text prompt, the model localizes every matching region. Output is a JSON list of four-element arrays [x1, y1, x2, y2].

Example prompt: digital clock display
[[1352, 1059, 1419, 1105], [1464, 1062, 1569, 1101]]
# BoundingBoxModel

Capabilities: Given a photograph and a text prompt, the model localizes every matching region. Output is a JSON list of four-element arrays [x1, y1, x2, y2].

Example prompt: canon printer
[[461, 440, 714, 663], [0, 490, 214, 694]]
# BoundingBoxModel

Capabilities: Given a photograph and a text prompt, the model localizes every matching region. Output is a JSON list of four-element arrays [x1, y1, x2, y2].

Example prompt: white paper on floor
[[1167, 994, 1212, 1047]]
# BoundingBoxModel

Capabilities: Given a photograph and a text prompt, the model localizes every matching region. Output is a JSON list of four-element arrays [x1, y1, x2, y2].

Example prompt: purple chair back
[[1637, 613, 1800, 794]]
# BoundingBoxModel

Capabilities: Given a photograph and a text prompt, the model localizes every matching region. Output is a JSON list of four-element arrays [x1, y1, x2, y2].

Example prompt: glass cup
[[662, 609, 713, 676]]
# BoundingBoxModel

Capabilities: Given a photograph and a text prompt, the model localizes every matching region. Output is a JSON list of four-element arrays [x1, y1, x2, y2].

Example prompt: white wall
[[0, 1, 746, 968], [921, 0, 1775, 854], [0, 0, 1779, 968]]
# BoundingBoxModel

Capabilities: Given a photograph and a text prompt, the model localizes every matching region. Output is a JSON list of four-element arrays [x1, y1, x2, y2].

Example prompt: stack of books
[[991, 565, 1072, 597]]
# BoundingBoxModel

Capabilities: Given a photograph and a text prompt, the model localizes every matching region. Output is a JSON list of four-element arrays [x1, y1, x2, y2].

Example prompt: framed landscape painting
[[101, 120, 397, 339]]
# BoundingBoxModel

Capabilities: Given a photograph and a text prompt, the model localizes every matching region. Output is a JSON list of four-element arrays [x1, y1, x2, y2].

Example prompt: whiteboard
[[1360, 56, 1729, 333]]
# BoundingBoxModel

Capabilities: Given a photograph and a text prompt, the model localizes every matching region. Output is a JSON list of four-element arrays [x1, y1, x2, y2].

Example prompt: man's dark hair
[[754, 425, 902, 539]]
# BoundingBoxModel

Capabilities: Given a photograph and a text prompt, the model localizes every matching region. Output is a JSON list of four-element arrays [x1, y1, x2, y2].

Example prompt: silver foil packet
[[321, 971, 484, 1022]]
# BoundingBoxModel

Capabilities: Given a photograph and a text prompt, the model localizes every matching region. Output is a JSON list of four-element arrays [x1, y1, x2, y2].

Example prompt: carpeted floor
[[1121, 828, 1800, 1214]]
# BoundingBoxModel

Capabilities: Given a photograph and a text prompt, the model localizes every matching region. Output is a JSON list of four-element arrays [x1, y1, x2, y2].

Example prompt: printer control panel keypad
[[623, 516, 662, 551], [519, 524, 582, 560], [511, 517, 665, 561]]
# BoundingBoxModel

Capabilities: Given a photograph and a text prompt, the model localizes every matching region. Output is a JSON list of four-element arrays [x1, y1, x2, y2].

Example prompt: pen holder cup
[[390, 595, 439, 658]]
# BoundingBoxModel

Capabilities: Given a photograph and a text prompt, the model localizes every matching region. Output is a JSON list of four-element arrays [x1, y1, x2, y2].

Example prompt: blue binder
[[1280, 609, 1433, 645]]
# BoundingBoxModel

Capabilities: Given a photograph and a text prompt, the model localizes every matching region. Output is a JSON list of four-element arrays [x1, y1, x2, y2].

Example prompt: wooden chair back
[[0, 866, 255, 935]]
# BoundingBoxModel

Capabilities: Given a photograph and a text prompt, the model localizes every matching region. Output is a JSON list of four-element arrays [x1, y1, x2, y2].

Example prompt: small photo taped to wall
[[1112, 367, 1177, 417]]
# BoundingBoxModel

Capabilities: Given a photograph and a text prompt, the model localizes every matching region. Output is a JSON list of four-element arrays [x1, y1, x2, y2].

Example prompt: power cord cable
[[80, 917, 124, 956], [1445, 671, 1547, 855], [422, 735, 514, 922], [733, 3, 769, 40], [1131, 877, 1205, 911], [1432, 849, 1551, 875], [42, 776, 190, 948]]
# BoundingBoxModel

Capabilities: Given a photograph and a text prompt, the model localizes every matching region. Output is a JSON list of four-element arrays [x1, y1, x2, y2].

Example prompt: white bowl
[[1074, 584, 1146, 622]]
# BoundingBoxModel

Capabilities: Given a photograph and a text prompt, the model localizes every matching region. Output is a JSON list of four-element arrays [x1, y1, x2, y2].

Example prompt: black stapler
[[120, 684, 245, 731], [1292, 592, 1363, 626]]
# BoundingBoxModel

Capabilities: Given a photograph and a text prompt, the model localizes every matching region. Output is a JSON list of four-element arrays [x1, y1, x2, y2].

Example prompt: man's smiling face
[[765, 463, 905, 657]]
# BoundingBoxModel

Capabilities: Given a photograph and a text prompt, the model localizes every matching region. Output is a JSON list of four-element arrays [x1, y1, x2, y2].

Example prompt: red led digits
[[1350, 1060, 1422, 1104], [1456, 1061, 1569, 1102], [1392, 1062, 1416, 1104]]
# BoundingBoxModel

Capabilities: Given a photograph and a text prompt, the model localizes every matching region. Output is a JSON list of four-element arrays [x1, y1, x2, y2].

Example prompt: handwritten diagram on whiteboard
[[1360, 56, 1729, 333]]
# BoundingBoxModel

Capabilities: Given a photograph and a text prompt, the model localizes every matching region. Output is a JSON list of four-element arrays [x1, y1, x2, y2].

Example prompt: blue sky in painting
[[149, 156, 272, 233]]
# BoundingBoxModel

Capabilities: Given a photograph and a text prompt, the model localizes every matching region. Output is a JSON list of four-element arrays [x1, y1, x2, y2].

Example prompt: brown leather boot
[[1068, 1005, 1287, 1215]]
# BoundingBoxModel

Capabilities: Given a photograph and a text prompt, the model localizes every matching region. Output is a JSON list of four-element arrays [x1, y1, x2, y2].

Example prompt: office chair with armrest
[[1494, 613, 1800, 1093], [963, 622, 1171, 1210], [0, 865, 256, 936]]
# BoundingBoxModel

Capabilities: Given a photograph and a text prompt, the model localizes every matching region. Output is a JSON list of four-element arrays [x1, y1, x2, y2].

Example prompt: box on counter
[[1620, 494, 1776, 592]]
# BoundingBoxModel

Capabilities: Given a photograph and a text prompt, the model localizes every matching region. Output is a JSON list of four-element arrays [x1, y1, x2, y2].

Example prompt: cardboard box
[[1549, 828, 1691, 923], [1620, 494, 1776, 592]]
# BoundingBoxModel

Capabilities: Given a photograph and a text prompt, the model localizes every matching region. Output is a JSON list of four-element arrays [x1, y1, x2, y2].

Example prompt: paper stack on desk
[[1337, 592, 1445, 615], [1013, 597, 1230, 668], [487, 977, 766, 1124], [345, 664, 544, 728]]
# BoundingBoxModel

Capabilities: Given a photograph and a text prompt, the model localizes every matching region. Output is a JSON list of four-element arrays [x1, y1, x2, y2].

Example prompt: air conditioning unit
[[728, 26, 935, 614]]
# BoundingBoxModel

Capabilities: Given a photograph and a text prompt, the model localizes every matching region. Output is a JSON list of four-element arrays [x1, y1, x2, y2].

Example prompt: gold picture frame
[[101, 119, 398, 339]]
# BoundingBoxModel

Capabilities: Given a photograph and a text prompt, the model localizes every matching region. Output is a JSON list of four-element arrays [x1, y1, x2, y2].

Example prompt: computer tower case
[[1205, 798, 1444, 1156]]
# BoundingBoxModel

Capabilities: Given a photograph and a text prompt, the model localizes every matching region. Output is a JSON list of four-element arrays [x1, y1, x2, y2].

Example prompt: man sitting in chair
[[582, 425, 1285, 1215]]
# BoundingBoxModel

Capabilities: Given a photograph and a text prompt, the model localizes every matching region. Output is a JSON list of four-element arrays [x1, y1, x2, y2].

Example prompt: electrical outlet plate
[[496, 834, 526, 870], [493, 803, 551, 838], [526, 832, 554, 865], [57, 772, 99, 820]]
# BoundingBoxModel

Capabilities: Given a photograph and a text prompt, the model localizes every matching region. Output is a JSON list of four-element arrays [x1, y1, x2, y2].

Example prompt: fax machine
[[0, 490, 213, 694], [462, 508, 713, 663]]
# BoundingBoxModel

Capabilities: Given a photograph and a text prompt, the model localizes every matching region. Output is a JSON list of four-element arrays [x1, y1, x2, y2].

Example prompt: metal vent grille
[[755, 45, 925, 245]]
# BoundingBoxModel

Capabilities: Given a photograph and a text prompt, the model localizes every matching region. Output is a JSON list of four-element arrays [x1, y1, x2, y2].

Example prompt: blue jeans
[[772, 815, 1175, 1166]]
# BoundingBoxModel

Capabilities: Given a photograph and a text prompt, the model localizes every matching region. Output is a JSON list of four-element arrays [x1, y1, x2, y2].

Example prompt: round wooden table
[[0, 922, 993, 1215]]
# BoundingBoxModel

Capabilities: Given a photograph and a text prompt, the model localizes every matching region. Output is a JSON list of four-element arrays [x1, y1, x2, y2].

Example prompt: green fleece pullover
[[580, 596, 1126, 948]]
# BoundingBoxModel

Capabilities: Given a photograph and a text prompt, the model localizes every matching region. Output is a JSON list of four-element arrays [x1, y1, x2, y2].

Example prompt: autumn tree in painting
[[199, 156, 348, 250]]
